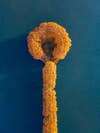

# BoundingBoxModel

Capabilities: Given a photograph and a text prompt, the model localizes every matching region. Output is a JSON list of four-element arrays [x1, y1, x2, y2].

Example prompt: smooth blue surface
[[0, 0, 100, 133]]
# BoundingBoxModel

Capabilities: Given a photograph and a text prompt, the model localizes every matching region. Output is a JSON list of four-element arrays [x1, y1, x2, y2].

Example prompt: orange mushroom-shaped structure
[[27, 22, 71, 133]]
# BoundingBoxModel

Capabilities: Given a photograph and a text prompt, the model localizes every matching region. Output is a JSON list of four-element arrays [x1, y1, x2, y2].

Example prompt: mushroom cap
[[27, 22, 72, 63]]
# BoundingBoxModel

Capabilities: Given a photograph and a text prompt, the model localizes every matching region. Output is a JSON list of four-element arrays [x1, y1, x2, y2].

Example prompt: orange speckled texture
[[43, 61, 57, 133], [27, 22, 71, 133], [27, 22, 71, 63]]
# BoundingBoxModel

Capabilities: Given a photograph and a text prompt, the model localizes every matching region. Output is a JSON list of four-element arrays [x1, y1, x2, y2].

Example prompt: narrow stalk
[[42, 61, 57, 133]]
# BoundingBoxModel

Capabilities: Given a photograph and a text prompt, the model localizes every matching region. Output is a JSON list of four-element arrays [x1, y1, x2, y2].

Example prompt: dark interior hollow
[[42, 38, 56, 60]]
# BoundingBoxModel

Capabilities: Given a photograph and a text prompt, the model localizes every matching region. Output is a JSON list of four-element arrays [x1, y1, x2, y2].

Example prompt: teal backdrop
[[0, 0, 100, 133]]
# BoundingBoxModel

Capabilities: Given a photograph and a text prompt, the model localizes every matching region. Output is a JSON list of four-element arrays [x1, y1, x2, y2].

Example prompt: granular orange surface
[[27, 22, 71, 133]]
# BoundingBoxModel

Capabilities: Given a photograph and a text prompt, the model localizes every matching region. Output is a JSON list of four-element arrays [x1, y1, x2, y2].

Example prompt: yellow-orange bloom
[[27, 22, 71, 62], [27, 22, 72, 133]]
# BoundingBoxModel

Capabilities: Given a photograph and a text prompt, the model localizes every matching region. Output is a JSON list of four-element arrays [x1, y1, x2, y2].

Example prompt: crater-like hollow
[[42, 38, 56, 61]]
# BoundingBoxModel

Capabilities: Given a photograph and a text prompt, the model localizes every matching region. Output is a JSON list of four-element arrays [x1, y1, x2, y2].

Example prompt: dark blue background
[[0, 0, 100, 133]]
